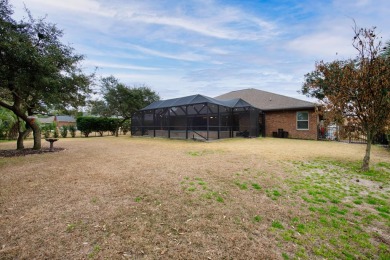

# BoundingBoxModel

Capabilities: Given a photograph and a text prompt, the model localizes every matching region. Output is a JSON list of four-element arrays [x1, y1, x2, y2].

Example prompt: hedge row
[[76, 116, 122, 137]]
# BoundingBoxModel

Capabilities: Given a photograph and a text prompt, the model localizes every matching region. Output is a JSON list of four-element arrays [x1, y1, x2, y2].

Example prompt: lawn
[[0, 137, 389, 259]]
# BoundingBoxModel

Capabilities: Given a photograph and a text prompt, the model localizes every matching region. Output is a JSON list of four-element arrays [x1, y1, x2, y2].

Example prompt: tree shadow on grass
[[0, 148, 65, 157]]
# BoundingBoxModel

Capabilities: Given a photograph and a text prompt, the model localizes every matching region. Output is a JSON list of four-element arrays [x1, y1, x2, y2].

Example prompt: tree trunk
[[16, 117, 28, 150], [362, 132, 373, 171], [31, 122, 42, 150], [0, 95, 42, 149], [17, 128, 32, 150], [116, 119, 127, 137]]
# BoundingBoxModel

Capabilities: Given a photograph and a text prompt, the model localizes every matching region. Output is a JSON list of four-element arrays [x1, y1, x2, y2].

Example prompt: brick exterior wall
[[55, 121, 76, 128], [265, 109, 318, 140]]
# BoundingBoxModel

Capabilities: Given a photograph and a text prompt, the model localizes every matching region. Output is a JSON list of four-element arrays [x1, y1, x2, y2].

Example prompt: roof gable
[[215, 88, 316, 111]]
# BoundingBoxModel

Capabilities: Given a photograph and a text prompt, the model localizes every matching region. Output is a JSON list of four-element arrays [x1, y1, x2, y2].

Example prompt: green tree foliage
[[0, 0, 93, 149], [302, 25, 390, 171], [382, 40, 390, 57], [0, 107, 17, 139], [76, 116, 121, 137], [91, 76, 160, 136]]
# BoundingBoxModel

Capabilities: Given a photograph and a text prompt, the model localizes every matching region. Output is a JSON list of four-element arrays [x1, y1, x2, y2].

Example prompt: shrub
[[60, 126, 68, 138], [76, 116, 121, 137], [68, 125, 76, 138], [53, 127, 59, 138], [43, 129, 50, 138], [122, 120, 131, 135], [41, 122, 56, 138], [76, 117, 93, 137]]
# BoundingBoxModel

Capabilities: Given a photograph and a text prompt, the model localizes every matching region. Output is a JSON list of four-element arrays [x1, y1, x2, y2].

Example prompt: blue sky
[[10, 0, 390, 101]]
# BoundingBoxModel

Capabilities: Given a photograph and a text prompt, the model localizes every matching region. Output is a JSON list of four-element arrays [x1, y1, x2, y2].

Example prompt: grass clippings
[[0, 137, 389, 259]]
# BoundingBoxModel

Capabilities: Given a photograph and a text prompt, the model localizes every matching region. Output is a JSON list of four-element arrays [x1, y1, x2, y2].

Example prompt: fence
[[318, 125, 388, 145]]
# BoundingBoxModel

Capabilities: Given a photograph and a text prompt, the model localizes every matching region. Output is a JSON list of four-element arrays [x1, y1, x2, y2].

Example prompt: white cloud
[[82, 60, 161, 71], [14, 0, 278, 41], [8, 0, 390, 101], [112, 0, 278, 41], [287, 32, 353, 59], [126, 44, 207, 62], [12, 0, 115, 17]]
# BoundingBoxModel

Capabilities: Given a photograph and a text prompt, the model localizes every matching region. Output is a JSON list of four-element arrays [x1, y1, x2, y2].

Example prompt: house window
[[297, 112, 309, 130]]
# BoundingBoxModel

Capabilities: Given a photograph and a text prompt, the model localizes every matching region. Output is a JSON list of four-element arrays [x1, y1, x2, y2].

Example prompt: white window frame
[[296, 111, 309, 130]]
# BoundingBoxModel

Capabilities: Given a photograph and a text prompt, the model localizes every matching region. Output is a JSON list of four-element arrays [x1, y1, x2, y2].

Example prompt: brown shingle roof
[[215, 88, 316, 111]]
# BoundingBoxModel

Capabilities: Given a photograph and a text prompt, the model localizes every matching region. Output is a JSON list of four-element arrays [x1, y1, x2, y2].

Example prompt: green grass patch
[[203, 191, 217, 199], [234, 181, 248, 190], [201, 190, 226, 203], [187, 187, 196, 192], [66, 223, 76, 233], [253, 215, 262, 223], [376, 162, 390, 169], [281, 229, 295, 241], [182, 177, 227, 202], [378, 212, 390, 220], [216, 196, 224, 203], [282, 252, 289, 260], [88, 244, 101, 259], [271, 221, 284, 229], [328, 206, 348, 215], [376, 206, 389, 214], [366, 196, 386, 205], [187, 150, 214, 156], [188, 151, 202, 156], [296, 223, 305, 234], [283, 158, 390, 259], [266, 189, 282, 200], [251, 183, 261, 190]]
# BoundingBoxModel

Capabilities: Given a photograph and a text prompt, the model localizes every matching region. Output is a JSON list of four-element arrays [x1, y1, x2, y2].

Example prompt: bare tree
[[302, 25, 390, 171]]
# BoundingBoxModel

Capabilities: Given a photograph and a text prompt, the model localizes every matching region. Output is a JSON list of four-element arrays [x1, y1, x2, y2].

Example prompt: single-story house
[[54, 115, 76, 128], [131, 88, 319, 140], [216, 88, 319, 139], [37, 115, 76, 128], [38, 116, 55, 125]]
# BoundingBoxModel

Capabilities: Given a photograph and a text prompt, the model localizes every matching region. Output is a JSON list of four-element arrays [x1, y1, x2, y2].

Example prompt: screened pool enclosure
[[131, 94, 263, 140]]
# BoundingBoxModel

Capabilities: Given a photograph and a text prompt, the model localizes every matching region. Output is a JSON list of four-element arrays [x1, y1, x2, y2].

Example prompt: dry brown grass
[[0, 137, 389, 259]]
